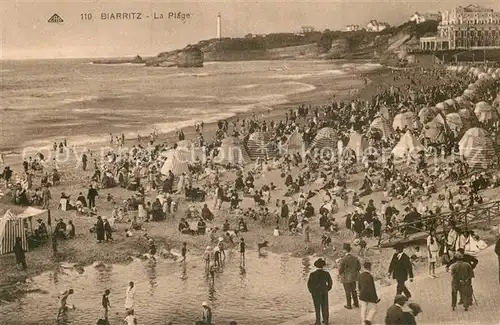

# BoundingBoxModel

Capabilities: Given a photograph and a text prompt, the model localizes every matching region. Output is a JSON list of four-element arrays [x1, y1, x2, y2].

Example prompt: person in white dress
[[426, 229, 440, 278], [125, 281, 136, 312]]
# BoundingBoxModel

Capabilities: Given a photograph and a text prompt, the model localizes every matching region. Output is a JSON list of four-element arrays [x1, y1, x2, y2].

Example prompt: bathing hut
[[160, 150, 191, 176], [215, 137, 251, 166], [246, 132, 277, 160], [393, 112, 418, 131], [369, 116, 394, 138], [310, 127, 338, 151], [392, 130, 424, 158], [459, 128, 497, 169]]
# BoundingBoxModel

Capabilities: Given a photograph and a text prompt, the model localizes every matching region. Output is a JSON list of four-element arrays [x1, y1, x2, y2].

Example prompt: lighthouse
[[216, 13, 221, 39]]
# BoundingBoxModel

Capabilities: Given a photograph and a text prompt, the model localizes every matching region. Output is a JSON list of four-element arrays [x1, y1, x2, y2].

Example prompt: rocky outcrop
[[92, 55, 144, 65], [146, 45, 204, 67]]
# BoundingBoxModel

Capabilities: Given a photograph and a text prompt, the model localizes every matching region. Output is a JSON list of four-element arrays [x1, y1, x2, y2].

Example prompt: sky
[[1, 0, 499, 59]]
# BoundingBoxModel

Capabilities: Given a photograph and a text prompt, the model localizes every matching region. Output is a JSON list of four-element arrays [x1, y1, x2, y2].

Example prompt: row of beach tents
[[159, 66, 499, 175]]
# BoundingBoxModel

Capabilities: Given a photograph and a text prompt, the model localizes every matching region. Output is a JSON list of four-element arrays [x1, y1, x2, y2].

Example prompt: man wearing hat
[[338, 243, 361, 310], [384, 294, 408, 325], [450, 252, 473, 311], [388, 243, 413, 299], [307, 258, 333, 325]]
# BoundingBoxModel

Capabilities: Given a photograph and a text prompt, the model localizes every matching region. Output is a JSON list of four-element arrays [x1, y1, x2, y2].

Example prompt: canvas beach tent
[[246, 131, 278, 160], [345, 132, 369, 160], [214, 137, 251, 166], [418, 107, 436, 124], [286, 130, 306, 153], [458, 127, 497, 169], [369, 116, 394, 138], [392, 112, 418, 131], [474, 101, 499, 124], [310, 127, 338, 151], [392, 130, 425, 158], [421, 119, 446, 144], [0, 210, 28, 255], [160, 150, 191, 176]]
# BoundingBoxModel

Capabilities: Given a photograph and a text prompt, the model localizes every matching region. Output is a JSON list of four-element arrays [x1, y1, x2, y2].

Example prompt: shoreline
[[1, 63, 383, 162]]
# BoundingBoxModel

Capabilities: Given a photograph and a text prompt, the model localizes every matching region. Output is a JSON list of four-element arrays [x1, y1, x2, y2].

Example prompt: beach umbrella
[[418, 106, 435, 124], [345, 132, 369, 159], [467, 83, 479, 91], [458, 108, 477, 129], [422, 119, 446, 144], [246, 131, 277, 160], [215, 137, 251, 166], [310, 127, 338, 151], [487, 67, 495, 74], [492, 72, 499, 81], [379, 105, 392, 121], [442, 113, 464, 133], [286, 131, 306, 153], [392, 130, 425, 158], [458, 127, 497, 169], [392, 112, 417, 131], [370, 116, 394, 138], [474, 101, 499, 124]]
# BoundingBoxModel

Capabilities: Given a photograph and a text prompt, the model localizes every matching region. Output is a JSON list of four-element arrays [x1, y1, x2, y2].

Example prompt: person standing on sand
[[427, 229, 440, 278], [338, 243, 361, 310], [13, 237, 27, 270], [307, 258, 332, 325], [358, 261, 380, 325], [239, 238, 246, 265], [96, 216, 105, 243], [125, 282, 136, 313], [180, 242, 187, 263], [42, 184, 51, 209], [102, 289, 111, 321], [87, 184, 98, 209], [388, 243, 413, 299], [82, 153, 88, 171]]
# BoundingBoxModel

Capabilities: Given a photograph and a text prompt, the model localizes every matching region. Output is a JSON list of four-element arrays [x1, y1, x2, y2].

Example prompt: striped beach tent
[[214, 137, 251, 166], [392, 130, 424, 158], [246, 132, 277, 160], [459, 128, 497, 169], [310, 127, 338, 151], [0, 210, 28, 255], [393, 112, 418, 131], [421, 119, 446, 144], [474, 101, 499, 124], [286, 130, 305, 153], [160, 150, 191, 176], [370, 116, 394, 138], [345, 132, 369, 159]]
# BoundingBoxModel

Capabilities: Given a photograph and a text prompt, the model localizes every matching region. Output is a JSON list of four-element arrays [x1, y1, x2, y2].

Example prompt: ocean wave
[[0, 69, 11, 73], [61, 95, 100, 105], [269, 73, 312, 80], [239, 84, 259, 89], [168, 72, 211, 78]]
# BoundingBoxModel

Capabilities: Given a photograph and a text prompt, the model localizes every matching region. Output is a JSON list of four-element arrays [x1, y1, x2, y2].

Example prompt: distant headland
[[92, 20, 438, 67]]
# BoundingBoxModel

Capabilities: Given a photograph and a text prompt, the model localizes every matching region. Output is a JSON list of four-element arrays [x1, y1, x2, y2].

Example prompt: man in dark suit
[[446, 248, 478, 305], [450, 252, 473, 311], [358, 261, 380, 325], [385, 294, 408, 325], [388, 243, 414, 299], [495, 234, 500, 284], [339, 243, 361, 310], [307, 258, 332, 325]]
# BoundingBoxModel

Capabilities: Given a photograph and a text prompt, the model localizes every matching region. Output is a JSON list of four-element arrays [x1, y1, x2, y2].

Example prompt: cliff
[[146, 45, 204, 67], [156, 20, 438, 63]]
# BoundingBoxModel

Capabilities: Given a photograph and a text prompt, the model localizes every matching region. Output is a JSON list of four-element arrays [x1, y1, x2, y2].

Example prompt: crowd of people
[[1, 62, 500, 325]]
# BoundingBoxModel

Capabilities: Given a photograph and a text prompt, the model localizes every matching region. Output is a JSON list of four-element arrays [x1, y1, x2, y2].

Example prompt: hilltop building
[[366, 20, 390, 32], [410, 12, 441, 24], [301, 26, 315, 33], [419, 4, 500, 51], [345, 24, 360, 32]]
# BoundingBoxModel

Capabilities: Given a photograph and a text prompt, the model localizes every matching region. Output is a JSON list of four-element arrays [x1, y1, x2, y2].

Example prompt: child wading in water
[[180, 242, 187, 263]]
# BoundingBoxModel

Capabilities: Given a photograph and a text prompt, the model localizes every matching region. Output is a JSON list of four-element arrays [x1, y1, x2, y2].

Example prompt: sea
[[0, 59, 380, 153]]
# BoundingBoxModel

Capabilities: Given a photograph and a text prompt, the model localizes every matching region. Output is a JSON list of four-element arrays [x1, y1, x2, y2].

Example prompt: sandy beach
[[1, 63, 499, 325]]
